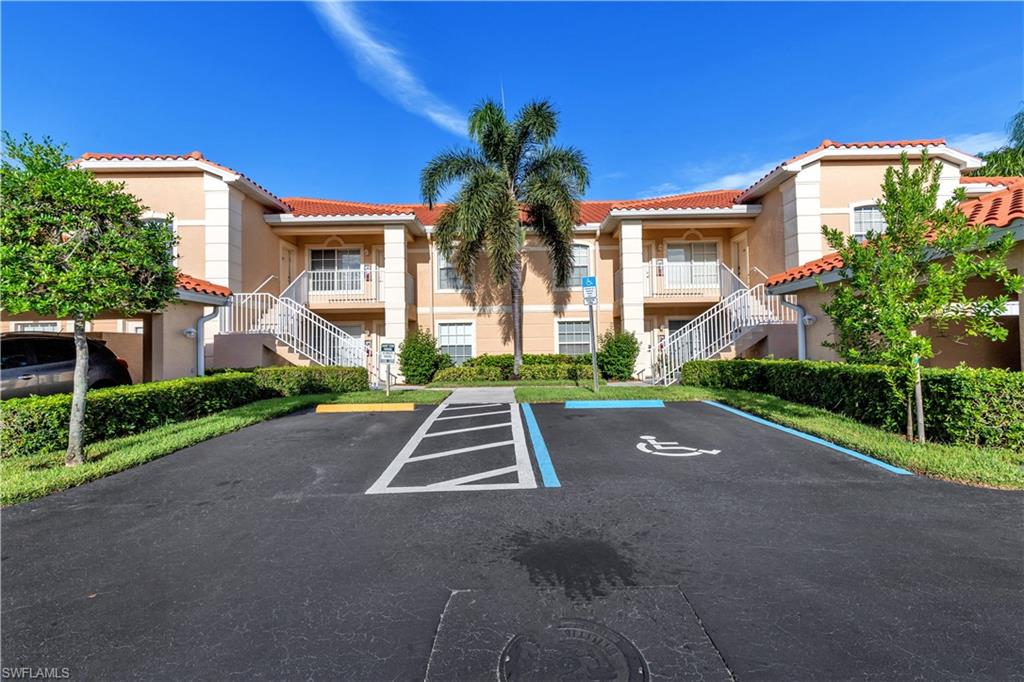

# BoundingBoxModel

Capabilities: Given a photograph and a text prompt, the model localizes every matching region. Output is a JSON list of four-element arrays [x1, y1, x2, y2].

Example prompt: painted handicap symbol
[[636, 435, 721, 457]]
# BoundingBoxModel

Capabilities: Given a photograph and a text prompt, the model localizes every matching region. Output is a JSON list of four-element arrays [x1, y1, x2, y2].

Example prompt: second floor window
[[311, 248, 361, 271], [437, 252, 465, 290], [570, 244, 591, 287], [852, 205, 886, 242]]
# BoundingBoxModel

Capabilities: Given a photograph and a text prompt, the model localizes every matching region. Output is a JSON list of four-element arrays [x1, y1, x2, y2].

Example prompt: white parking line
[[434, 410, 511, 421], [365, 402, 537, 494]]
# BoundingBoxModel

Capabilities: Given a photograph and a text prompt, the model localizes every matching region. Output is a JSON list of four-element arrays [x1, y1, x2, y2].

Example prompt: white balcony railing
[[281, 268, 384, 306], [644, 260, 720, 298]]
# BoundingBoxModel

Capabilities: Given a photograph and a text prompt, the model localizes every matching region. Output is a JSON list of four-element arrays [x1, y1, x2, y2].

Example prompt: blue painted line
[[521, 404, 561, 488], [564, 400, 665, 409], [701, 401, 913, 476]]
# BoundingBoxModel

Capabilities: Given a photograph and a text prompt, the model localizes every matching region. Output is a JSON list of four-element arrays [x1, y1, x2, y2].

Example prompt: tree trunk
[[914, 361, 926, 444], [511, 256, 524, 376], [906, 394, 914, 441], [65, 317, 89, 467]]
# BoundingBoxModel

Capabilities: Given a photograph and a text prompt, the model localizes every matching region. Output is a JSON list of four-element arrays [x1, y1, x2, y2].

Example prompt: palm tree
[[421, 99, 589, 375]]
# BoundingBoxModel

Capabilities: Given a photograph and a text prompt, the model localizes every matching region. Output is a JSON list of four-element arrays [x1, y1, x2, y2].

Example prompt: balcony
[[614, 261, 744, 304], [282, 268, 384, 308]]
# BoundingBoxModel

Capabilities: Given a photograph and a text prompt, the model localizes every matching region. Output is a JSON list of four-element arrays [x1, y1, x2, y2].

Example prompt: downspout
[[779, 298, 807, 360], [196, 306, 221, 376]]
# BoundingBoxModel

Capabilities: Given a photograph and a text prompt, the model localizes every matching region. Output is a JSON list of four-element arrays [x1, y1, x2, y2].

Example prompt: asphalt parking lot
[[3, 399, 1022, 680]]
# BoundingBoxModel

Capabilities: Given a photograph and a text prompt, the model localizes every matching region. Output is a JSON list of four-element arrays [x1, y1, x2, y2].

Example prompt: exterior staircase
[[218, 292, 365, 369], [651, 283, 797, 385]]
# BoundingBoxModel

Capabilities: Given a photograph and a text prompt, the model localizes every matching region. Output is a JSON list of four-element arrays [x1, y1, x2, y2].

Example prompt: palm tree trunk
[[511, 256, 524, 376], [65, 316, 89, 467]]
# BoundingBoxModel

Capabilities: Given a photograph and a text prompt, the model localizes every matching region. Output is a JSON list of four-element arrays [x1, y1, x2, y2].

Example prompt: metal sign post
[[380, 342, 396, 396], [581, 276, 600, 394]]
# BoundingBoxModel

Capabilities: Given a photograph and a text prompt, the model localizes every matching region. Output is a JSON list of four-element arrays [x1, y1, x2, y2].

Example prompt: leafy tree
[[398, 328, 451, 384], [966, 105, 1024, 176], [421, 99, 589, 375], [819, 151, 1022, 440], [1, 134, 178, 465], [597, 330, 640, 380]]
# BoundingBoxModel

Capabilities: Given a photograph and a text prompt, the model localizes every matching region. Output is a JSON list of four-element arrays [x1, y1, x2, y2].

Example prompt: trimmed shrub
[[465, 353, 591, 379], [2, 366, 371, 458], [432, 366, 503, 384], [518, 363, 596, 384], [1, 372, 270, 458], [680, 359, 1024, 449], [399, 329, 450, 384], [252, 366, 368, 396], [597, 331, 640, 380]]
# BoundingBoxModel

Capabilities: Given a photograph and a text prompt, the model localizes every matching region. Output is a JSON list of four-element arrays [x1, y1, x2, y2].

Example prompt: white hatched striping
[[365, 401, 537, 494]]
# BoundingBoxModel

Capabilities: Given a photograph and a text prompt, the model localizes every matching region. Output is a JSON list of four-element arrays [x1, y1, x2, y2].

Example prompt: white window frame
[[308, 245, 363, 272], [849, 201, 886, 243], [14, 321, 60, 332], [434, 247, 466, 293], [436, 320, 476, 365], [664, 240, 720, 264], [142, 211, 176, 264], [557, 240, 595, 291], [553, 317, 593, 357]]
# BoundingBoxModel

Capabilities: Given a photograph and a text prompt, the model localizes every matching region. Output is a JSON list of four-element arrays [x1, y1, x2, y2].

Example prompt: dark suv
[[1, 332, 132, 399]]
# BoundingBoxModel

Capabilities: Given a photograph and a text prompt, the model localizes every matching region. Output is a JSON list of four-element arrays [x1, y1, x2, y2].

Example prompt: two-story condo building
[[4, 139, 1018, 383]]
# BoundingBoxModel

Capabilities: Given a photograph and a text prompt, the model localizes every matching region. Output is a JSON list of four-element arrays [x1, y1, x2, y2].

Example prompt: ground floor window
[[557, 320, 591, 356], [438, 322, 473, 365], [14, 322, 59, 332]]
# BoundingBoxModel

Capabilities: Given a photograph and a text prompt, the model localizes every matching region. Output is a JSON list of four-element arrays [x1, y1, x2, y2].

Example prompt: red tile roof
[[960, 176, 1023, 186], [176, 273, 231, 298], [283, 197, 446, 224], [960, 180, 1024, 228], [610, 190, 742, 211], [284, 190, 743, 227], [77, 151, 285, 208], [766, 181, 1024, 288]]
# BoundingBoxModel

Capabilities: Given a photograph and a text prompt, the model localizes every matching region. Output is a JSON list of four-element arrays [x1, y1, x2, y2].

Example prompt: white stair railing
[[653, 284, 797, 385], [218, 292, 363, 368]]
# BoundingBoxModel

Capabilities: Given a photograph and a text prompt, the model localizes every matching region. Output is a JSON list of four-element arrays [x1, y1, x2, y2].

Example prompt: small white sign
[[581, 275, 598, 306], [636, 435, 720, 457], [379, 342, 396, 364]]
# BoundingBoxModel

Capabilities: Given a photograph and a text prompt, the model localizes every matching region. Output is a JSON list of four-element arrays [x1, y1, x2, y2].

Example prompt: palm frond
[[522, 146, 590, 195], [468, 99, 512, 168], [515, 100, 558, 148], [420, 149, 487, 207]]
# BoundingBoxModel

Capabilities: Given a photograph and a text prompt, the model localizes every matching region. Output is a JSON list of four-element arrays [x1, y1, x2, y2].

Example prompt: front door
[[730, 235, 748, 284], [280, 242, 297, 291]]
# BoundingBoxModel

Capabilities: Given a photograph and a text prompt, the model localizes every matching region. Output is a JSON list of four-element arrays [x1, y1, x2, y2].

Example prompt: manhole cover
[[500, 618, 649, 681]]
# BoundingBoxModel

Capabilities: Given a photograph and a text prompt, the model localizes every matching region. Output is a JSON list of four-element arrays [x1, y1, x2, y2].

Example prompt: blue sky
[[3, 2, 1022, 203]]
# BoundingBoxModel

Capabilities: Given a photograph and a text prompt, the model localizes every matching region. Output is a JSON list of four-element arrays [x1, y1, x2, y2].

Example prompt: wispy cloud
[[637, 181, 682, 198], [947, 131, 1007, 155], [312, 1, 465, 136], [688, 161, 779, 192]]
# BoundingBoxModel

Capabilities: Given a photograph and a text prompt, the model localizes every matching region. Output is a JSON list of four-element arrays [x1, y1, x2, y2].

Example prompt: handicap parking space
[[526, 400, 911, 487]]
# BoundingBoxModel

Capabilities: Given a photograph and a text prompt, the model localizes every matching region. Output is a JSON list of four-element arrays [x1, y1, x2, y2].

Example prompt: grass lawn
[[515, 385, 1024, 490], [1, 390, 450, 506]]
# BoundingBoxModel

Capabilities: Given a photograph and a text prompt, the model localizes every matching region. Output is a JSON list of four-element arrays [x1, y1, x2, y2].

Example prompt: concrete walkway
[[445, 387, 516, 404]]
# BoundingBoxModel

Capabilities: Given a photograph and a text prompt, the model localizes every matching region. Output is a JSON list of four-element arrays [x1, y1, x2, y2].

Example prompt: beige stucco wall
[[747, 186, 786, 280], [90, 171, 207, 221], [144, 302, 205, 380], [240, 195, 287, 293], [794, 255, 1022, 370]]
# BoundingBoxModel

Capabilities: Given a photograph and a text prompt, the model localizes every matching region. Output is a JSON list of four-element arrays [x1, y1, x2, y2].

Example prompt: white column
[[619, 220, 647, 373], [936, 160, 962, 206], [782, 162, 823, 268], [383, 225, 408, 378], [203, 174, 243, 292]]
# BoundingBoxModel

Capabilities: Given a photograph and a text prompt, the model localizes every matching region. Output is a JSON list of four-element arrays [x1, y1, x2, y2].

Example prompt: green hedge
[[398, 329, 452, 384], [464, 353, 591, 379], [680, 359, 1024, 449], [1, 366, 369, 458], [252, 366, 368, 396], [432, 366, 503, 383], [519, 364, 595, 383]]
